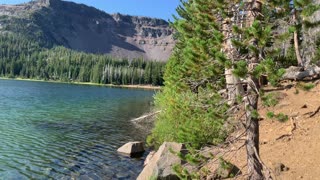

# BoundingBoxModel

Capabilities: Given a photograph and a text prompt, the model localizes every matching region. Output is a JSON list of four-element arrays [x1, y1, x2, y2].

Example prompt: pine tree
[[151, 0, 292, 179], [293, 0, 320, 67], [274, 0, 320, 67], [241, 1, 265, 178], [149, 0, 230, 148]]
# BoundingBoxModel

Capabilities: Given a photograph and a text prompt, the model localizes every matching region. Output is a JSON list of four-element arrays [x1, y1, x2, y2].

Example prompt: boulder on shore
[[144, 151, 156, 166], [117, 141, 145, 156], [137, 142, 187, 180]]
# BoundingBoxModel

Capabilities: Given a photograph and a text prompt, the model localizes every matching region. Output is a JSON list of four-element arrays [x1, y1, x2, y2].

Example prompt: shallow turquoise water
[[0, 79, 155, 179]]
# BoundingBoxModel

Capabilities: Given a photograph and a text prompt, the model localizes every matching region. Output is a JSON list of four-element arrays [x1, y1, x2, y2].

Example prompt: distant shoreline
[[0, 77, 162, 90]]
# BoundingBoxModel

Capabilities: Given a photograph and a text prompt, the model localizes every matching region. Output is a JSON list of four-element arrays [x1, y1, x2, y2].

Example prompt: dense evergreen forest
[[0, 34, 165, 85]]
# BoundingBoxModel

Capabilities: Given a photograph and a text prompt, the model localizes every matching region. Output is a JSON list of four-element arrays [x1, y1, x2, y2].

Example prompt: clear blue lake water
[[0, 79, 155, 179]]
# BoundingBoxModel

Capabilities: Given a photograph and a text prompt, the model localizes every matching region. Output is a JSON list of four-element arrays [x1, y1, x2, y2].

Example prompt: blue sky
[[0, 0, 180, 21]]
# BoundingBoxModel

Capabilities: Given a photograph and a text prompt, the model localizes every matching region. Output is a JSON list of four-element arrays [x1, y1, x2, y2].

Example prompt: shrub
[[148, 88, 228, 149], [266, 111, 275, 119], [261, 93, 279, 107], [266, 111, 288, 122], [275, 113, 289, 122], [297, 82, 315, 91]]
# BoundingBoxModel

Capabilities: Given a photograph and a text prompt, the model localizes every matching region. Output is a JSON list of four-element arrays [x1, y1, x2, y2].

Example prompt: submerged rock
[[117, 142, 145, 157], [137, 142, 187, 180]]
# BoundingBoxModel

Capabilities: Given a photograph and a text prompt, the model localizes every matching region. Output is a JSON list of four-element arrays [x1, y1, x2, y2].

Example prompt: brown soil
[[206, 82, 320, 180]]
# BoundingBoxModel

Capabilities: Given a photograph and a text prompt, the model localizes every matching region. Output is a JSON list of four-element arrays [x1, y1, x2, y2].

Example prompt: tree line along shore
[[0, 34, 166, 87]]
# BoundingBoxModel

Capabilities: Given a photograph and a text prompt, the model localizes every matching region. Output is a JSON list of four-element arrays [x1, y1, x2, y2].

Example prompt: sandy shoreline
[[0, 77, 162, 90]]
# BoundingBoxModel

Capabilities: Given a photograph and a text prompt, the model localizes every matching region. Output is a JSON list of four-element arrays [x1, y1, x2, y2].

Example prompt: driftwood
[[282, 65, 320, 80], [131, 111, 161, 123]]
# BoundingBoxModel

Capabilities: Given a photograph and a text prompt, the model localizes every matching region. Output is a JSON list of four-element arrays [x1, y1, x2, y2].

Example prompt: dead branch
[[303, 111, 313, 116], [290, 117, 297, 134], [275, 134, 292, 141]]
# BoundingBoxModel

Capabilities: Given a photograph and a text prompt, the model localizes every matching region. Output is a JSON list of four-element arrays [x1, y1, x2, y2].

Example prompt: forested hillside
[[0, 0, 177, 86], [0, 34, 165, 85], [0, 0, 175, 61]]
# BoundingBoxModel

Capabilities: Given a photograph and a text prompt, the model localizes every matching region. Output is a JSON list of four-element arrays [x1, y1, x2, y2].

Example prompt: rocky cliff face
[[0, 0, 174, 61]]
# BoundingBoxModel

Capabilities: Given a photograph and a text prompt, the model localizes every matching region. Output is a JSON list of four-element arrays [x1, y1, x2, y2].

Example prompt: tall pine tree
[[149, 0, 230, 148], [151, 0, 292, 178]]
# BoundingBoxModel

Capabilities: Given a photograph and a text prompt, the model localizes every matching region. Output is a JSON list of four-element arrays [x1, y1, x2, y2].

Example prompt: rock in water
[[137, 142, 187, 180], [117, 142, 145, 156]]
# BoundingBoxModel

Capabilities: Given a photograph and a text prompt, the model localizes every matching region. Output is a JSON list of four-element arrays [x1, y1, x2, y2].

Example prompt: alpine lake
[[0, 79, 155, 179]]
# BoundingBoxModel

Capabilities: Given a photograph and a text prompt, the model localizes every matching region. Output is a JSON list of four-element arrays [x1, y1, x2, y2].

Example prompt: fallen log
[[282, 65, 320, 80]]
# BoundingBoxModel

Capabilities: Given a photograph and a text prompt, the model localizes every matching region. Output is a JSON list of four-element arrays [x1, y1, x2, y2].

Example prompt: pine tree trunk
[[245, 1, 265, 179], [226, 68, 244, 105], [223, 15, 244, 105], [293, 9, 304, 68], [245, 77, 264, 180]]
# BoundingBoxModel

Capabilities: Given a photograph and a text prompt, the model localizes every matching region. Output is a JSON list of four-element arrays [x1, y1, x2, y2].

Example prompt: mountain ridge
[[0, 0, 175, 61]]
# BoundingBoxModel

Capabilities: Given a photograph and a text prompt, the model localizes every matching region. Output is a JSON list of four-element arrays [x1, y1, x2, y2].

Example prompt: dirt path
[[259, 83, 320, 180], [207, 82, 320, 179]]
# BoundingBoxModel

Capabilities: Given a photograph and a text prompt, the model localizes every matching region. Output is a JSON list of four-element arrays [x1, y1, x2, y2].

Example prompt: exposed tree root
[[276, 117, 297, 141], [303, 106, 320, 118], [308, 106, 320, 118]]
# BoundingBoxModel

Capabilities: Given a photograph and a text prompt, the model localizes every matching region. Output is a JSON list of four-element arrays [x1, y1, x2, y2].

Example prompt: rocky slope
[[0, 0, 174, 61]]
